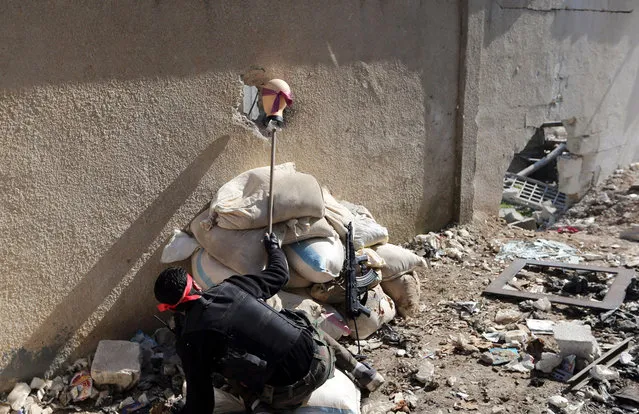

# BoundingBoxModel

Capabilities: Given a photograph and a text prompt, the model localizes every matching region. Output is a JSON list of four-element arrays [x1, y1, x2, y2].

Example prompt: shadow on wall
[[0, 136, 230, 387]]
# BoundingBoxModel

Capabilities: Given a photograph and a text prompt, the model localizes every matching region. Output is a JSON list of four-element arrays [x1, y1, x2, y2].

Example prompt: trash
[[451, 333, 480, 354], [29, 377, 46, 391], [91, 340, 142, 389], [589, 365, 620, 381], [526, 319, 555, 335], [485, 348, 519, 365], [374, 243, 427, 281], [557, 226, 579, 234], [619, 351, 634, 365], [161, 229, 200, 263], [504, 353, 535, 373], [548, 395, 569, 409], [553, 322, 601, 362], [496, 239, 581, 263], [533, 297, 552, 312], [482, 332, 501, 343], [494, 309, 522, 324], [69, 371, 92, 402], [277, 291, 351, 339], [414, 360, 435, 385], [552, 355, 577, 382], [7, 382, 30, 411], [380, 272, 421, 318], [535, 352, 563, 373]]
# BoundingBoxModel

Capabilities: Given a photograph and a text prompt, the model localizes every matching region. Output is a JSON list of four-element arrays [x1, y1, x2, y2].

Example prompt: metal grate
[[503, 172, 567, 211]]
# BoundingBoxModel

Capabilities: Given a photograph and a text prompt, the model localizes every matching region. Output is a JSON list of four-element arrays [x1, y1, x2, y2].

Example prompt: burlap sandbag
[[211, 163, 325, 230], [322, 188, 354, 239], [381, 272, 421, 318], [191, 248, 237, 288], [374, 243, 427, 281], [347, 284, 396, 339]]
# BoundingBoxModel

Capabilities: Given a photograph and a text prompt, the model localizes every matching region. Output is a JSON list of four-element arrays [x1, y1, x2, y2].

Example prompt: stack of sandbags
[[161, 162, 426, 340]]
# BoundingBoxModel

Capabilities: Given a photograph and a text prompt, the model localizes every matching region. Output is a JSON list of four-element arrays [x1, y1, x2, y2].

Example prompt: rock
[[590, 365, 620, 381], [414, 361, 435, 385], [491, 406, 505, 414], [533, 297, 552, 312], [535, 352, 563, 373], [495, 309, 522, 324], [548, 395, 568, 409], [91, 340, 141, 389], [0, 405, 10, 414], [620, 225, 639, 242], [7, 382, 30, 410], [362, 400, 396, 414], [458, 229, 471, 238], [29, 377, 46, 391], [504, 330, 528, 344], [504, 209, 525, 224], [396, 349, 407, 357], [540, 202, 557, 220], [446, 376, 457, 387], [553, 322, 601, 361], [445, 247, 464, 261], [480, 352, 495, 364]]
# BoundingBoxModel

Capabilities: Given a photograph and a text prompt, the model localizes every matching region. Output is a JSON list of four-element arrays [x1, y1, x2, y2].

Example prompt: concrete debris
[[496, 239, 581, 263], [91, 340, 141, 390], [620, 224, 639, 242], [502, 208, 525, 224], [29, 377, 46, 391], [548, 395, 568, 409], [510, 217, 538, 230], [619, 351, 634, 366], [414, 360, 435, 385], [7, 382, 30, 411], [495, 309, 522, 324], [589, 365, 620, 382], [504, 330, 528, 345], [553, 322, 601, 362], [533, 297, 552, 312]]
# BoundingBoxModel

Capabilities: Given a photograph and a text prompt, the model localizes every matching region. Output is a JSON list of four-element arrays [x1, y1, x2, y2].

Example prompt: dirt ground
[[360, 167, 639, 414]]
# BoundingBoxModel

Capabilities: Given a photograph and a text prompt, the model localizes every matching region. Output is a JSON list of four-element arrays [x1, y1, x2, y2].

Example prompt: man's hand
[[263, 232, 281, 251]]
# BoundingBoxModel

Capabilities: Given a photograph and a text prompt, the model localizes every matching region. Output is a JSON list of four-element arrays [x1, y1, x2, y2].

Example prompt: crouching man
[[154, 233, 383, 413]]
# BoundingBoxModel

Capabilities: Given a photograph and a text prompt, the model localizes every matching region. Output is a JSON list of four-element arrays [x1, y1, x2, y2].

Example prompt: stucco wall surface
[[473, 1, 639, 213], [0, 1, 460, 388]]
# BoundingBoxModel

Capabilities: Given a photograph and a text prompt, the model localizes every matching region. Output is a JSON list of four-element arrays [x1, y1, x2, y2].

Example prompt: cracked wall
[[472, 0, 639, 213], [0, 0, 460, 389]]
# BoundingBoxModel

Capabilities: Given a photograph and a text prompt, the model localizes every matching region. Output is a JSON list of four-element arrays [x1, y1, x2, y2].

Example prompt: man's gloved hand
[[263, 232, 281, 251]]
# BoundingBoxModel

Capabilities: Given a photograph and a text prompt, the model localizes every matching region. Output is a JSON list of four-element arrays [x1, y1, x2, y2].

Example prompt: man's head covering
[[154, 267, 202, 312]]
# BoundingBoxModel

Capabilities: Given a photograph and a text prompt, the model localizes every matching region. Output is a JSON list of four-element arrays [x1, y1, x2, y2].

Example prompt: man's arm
[[177, 336, 215, 414], [226, 233, 289, 300]]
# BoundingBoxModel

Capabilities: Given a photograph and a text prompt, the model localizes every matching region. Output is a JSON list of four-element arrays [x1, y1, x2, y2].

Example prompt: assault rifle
[[343, 222, 371, 319]]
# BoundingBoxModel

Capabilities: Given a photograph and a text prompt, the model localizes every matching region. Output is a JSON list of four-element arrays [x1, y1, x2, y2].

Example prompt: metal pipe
[[517, 143, 567, 177], [267, 129, 277, 234]]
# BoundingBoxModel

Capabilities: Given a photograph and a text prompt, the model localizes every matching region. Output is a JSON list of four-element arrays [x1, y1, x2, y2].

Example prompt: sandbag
[[322, 188, 355, 239], [352, 214, 389, 249], [212, 163, 325, 230], [381, 272, 421, 318], [374, 243, 427, 281], [285, 269, 314, 289], [278, 291, 351, 339], [347, 284, 396, 339], [294, 369, 361, 414], [310, 281, 345, 305], [161, 229, 201, 263], [191, 248, 237, 289], [212, 388, 245, 413], [282, 217, 336, 244], [284, 236, 344, 283], [358, 247, 386, 268]]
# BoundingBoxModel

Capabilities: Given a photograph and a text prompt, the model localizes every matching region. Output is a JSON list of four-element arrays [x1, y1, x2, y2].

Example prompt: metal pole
[[268, 129, 277, 234]]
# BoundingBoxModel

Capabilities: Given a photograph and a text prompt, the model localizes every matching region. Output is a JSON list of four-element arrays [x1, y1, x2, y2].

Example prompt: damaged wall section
[[471, 0, 639, 214]]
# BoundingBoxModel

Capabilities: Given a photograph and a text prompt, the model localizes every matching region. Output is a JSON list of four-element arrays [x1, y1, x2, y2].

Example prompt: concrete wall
[[471, 0, 639, 213], [0, 1, 460, 388]]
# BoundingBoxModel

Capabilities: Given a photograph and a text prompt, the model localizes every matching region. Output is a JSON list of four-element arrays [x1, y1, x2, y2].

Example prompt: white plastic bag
[[374, 243, 427, 281], [212, 163, 325, 230], [294, 369, 361, 414], [284, 236, 344, 283], [347, 285, 396, 339], [160, 229, 200, 263], [191, 248, 237, 289]]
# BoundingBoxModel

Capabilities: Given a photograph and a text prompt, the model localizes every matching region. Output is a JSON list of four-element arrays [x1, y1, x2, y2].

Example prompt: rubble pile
[[0, 332, 184, 413], [557, 163, 639, 235]]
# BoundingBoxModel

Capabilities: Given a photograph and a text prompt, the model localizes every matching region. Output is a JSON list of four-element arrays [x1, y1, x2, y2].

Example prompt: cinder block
[[91, 340, 141, 389], [553, 322, 601, 362]]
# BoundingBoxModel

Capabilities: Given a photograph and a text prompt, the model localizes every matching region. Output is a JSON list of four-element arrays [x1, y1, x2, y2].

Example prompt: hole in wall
[[507, 122, 567, 184]]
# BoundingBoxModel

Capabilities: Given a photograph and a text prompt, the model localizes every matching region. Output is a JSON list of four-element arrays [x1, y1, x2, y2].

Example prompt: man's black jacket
[[176, 247, 314, 413]]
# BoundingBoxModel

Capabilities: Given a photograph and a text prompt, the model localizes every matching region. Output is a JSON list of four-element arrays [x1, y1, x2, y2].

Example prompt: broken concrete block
[[91, 340, 141, 389], [548, 395, 568, 409], [7, 382, 30, 411], [533, 297, 552, 312], [504, 209, 525, 224], [510, 218, 537, 231], [590, 365, 620, 381], [29, 377, 46, 391], [535, 352, 563, 373], [504, 330, 528, 344], [566, 134, 599, 155], [414, 360, 435, 385], [540, 201, 557, 220], [553, 322, 601, 361], [495, 309, 522, 324]]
